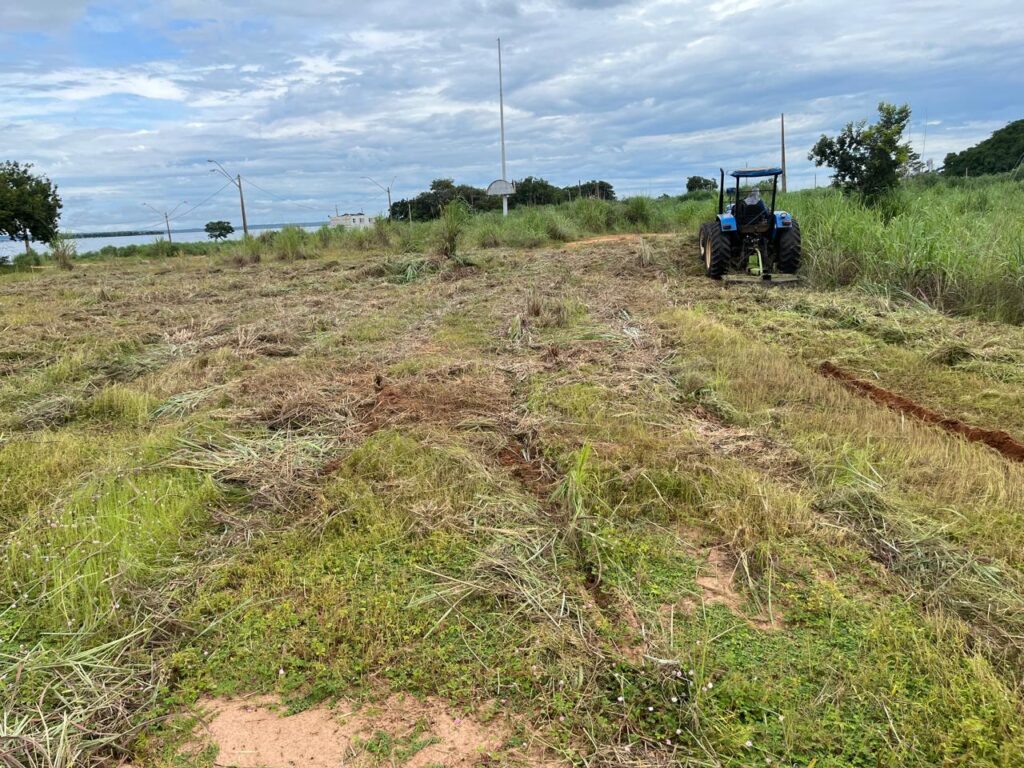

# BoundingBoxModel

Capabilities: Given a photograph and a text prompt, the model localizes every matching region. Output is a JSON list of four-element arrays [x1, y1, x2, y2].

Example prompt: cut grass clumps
[[85, 384, 157, 425]]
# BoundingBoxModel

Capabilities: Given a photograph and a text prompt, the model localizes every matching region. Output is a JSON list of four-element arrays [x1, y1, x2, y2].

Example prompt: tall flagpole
[[498, 37, 508, 216], [780, 113, 788, 194]]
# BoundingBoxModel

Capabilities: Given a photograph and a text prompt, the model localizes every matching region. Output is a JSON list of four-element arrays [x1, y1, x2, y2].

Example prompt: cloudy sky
[[2, 0, 1021, 231]]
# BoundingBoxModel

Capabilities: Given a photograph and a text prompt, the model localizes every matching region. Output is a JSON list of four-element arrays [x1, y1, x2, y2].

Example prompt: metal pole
[[498, 37, 509, 217], [237, 174, 249, 238], [165, 212, 172, 243], [780, 113, 788, 194]]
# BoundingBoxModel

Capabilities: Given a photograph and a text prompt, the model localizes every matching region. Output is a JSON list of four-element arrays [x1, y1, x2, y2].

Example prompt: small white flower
[[278, 667, 285, 676], [647, 706, 654, 712], [688, 669, 695, 676], [671, 696, 678, 703], [778, 715, 784, 722], [745, 740, 753, 748], [707, 682, 713, 689], [676, 728, 682, 735], [617, 696, 624, 703]]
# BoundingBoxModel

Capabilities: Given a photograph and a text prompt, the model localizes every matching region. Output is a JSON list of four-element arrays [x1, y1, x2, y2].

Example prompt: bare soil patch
[[196, 694, 548, 768], [677, 546, 779, 631]]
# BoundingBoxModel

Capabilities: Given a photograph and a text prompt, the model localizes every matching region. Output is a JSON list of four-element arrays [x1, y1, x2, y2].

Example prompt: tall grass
[[786, 180, 1024, 323]]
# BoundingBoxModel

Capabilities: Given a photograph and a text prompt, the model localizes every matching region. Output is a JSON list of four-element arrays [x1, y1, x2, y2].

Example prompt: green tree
[[942, 119, 1024, 177], [0, 161, 63, 254], [205, 220, 234, 240], [809, 102, 920, 200], [686, 176, 718, 193], [513, 176, 565, 206]]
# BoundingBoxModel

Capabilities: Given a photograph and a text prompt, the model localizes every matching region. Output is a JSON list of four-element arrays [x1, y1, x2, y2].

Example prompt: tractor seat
[[735, 200, 771, 233]]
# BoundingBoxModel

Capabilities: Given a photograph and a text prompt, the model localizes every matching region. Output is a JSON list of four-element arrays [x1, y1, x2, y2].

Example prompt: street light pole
[[208, 160, 249, 237], [498, 37, 509, 217], [363, 176, 396, 218]]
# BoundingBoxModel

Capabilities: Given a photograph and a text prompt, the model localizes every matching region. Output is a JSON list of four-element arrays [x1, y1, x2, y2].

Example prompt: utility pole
[[143, 201, 187, 243], [363, 176, 396, 218], [498, 37, 509, 216], [780, 113, 788, 194], [207, 160, 249, 237], [236, 174, 249, 237]]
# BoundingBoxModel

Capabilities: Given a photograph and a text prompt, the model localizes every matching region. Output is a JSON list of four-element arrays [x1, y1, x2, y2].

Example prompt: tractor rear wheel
[[698, 223, 712, 263], [701, 224, 732, 278], [776, 220, 802, 274]]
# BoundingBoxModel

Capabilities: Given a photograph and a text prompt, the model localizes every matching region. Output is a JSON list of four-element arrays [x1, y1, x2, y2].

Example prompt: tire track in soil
[[820, 361, 1024, 463]]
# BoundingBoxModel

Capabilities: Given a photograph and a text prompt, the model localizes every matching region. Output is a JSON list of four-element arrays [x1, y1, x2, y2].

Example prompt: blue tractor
[[697, 167, 801, 280]]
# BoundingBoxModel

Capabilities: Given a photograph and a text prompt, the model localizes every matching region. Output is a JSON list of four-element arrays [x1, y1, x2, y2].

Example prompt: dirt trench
[[820, 361, 1024, 462]]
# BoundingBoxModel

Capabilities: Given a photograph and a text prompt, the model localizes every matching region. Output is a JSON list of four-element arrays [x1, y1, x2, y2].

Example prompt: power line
[[242, 177, 326, 213], [166, 181, 235, 224]]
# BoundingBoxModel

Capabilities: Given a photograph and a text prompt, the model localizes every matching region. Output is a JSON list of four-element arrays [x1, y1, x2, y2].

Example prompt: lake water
[[0, 223, 323, 261]]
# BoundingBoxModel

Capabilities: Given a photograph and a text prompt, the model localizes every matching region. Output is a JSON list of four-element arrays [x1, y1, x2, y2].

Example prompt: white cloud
[[1, 0, 1020, 228]]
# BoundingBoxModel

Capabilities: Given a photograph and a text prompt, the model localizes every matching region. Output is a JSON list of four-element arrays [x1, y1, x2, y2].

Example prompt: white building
[[328, 212, 376, 230]]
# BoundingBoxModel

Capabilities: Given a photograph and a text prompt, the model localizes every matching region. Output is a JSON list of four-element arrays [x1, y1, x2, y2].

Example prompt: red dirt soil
[[819, 361, 1024, 463]]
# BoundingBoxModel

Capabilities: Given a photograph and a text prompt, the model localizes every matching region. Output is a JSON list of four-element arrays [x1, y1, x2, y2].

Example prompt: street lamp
[[363, 176, 396, 218], [208, 160, 249, 237]]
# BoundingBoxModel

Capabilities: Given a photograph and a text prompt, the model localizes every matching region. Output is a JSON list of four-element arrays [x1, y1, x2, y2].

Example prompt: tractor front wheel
[[775, 220, 802, 274], [701, 223, 732, 279]]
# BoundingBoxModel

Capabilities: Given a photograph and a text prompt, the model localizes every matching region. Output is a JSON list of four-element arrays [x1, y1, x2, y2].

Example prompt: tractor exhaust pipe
[[718, 168, 725, 215]]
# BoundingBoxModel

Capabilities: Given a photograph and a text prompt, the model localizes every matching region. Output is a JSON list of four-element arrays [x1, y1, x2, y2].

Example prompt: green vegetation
[[944, 119, 1024, 177], [809, 102, 921, 200], [0, 160, 63, 255], [390, 176, 616, 220], [204, 220, 234, 240], [787, 179, 1024, 323], [8, 172, 1024, 326], [3, 218, 1024, 767]]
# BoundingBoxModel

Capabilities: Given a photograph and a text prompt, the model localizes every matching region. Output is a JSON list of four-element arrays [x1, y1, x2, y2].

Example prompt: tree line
[[389, 177, 616, 221]]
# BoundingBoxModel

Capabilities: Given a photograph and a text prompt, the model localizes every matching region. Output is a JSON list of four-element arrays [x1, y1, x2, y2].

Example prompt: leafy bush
[[13, 249, 42, 269]]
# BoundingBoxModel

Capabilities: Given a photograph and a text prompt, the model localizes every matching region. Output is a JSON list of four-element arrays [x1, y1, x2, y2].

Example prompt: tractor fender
[[774, 211, 794, 229], [717, 213, 737, 233]]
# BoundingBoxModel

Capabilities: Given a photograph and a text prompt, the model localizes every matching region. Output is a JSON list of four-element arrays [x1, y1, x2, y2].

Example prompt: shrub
[[436, 200, 470, 260], [275, 225, 310, 260], [50, 234, 76, 270], [623, 196, 655, 228], [13, 249, 42, 269], [567, 198, 618, 233]]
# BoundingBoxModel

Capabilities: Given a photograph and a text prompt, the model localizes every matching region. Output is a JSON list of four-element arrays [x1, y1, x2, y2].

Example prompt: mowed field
[[2, 234, 1024, 767]]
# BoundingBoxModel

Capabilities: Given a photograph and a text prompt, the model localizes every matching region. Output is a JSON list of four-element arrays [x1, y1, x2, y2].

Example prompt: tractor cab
[[697, 167, 801, 280]]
